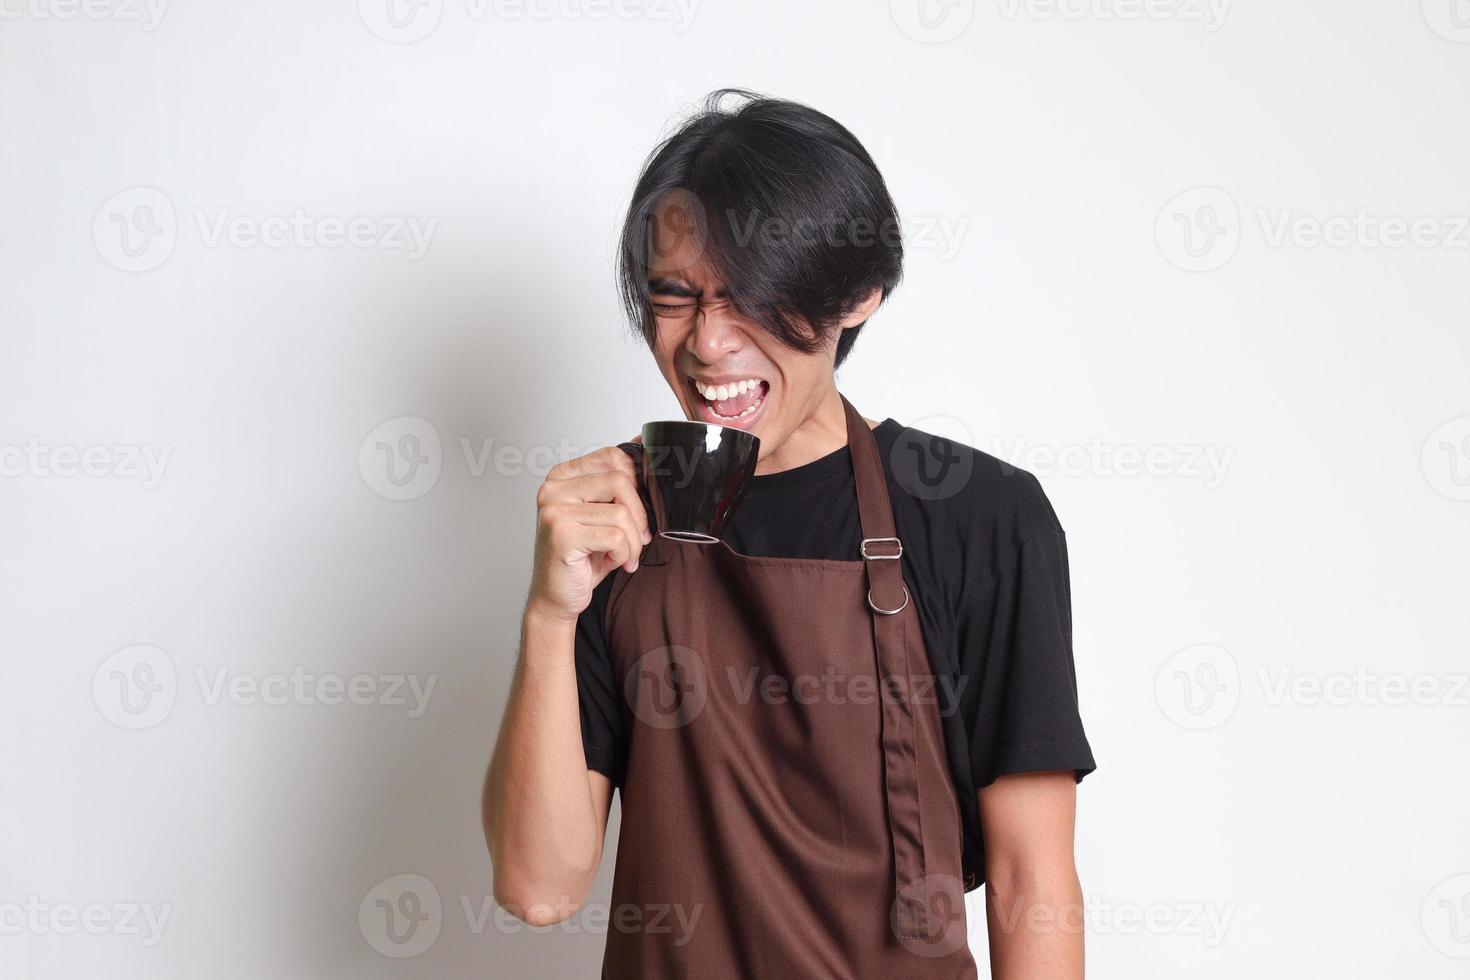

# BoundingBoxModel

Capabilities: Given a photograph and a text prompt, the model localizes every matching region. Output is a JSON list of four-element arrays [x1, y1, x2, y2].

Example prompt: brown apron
[[601, 395, 977, 978]]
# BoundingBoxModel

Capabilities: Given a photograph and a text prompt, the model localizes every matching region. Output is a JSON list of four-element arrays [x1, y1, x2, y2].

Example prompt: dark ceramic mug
[[639, 420, 760, 543]]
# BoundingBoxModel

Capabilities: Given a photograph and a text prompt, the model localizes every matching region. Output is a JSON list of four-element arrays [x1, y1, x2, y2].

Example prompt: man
[[483, 89, 1095, 978]]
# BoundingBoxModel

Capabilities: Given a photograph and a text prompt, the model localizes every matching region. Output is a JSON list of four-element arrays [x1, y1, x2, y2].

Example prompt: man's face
[[644, 198, 842, 461]]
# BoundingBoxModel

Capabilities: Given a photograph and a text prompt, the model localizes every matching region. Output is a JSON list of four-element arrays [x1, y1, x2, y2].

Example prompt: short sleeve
[[574, 574, 627, 787], [962, 522, 1096, 789]]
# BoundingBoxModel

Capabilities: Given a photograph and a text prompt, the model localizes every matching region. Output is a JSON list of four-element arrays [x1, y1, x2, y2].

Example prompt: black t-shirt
[[574, 417, 1097, 889]]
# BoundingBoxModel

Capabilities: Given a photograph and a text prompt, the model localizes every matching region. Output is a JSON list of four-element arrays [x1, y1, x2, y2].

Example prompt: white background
[[3, 0, 1469, 976]]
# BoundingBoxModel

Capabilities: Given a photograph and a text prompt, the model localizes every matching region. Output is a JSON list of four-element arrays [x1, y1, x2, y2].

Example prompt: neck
[[754, 387, 868, 477]]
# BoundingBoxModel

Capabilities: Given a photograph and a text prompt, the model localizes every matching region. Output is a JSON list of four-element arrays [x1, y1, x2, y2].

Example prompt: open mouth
[[688, 376, 769, 426]]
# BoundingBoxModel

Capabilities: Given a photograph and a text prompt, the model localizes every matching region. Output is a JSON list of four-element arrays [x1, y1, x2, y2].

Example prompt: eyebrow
[[647, 277, 728, 300]]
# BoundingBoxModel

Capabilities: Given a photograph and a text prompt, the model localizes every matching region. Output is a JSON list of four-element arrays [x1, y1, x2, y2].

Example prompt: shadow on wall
[[245, 275, 628, 977]]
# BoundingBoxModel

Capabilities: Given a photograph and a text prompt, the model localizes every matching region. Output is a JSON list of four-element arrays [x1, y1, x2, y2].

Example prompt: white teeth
[[691, 377, 766, 420], [713, 398, 761, 420], [693, 378, 763, 401]]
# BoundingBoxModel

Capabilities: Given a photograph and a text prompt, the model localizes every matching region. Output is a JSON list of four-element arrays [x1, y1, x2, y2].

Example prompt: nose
[[685, 304, 745, 363]]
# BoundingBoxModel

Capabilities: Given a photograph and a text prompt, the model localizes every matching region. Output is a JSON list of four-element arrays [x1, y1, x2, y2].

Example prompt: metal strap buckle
[[860, 536, 903, 560], [867, 586, 910, 616]]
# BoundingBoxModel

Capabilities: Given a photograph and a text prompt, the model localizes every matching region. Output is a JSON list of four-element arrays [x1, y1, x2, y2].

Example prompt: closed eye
[[651, 302, 695, 317]]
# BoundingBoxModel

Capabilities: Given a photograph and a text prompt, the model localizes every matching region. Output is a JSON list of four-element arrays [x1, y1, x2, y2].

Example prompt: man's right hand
[[526, 443, 651, 626]]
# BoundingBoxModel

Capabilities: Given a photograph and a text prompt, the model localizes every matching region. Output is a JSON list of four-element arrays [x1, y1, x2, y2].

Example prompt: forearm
[[483, 606, 602, 917], [984, 862, 1085, 979]]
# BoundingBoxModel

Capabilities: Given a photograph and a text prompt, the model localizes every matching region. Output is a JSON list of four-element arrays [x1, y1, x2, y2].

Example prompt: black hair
[[617, 88, 903, 370]]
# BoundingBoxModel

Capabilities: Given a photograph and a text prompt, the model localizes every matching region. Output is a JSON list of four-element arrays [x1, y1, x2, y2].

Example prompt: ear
[[839, 287, 885, 330]]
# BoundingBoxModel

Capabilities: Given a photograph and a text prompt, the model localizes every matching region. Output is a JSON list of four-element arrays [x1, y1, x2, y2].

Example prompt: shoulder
[[875, 418, 1063, 548]]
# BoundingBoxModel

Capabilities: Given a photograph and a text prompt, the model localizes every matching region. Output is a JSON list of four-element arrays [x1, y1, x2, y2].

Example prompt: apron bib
[[601, 395, 977, 978]]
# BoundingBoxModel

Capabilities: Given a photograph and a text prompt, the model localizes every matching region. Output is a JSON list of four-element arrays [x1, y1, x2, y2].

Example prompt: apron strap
[[839, 394, 932, 941]]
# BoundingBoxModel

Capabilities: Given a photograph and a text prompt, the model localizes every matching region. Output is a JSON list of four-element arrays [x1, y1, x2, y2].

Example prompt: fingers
[[536, 470, 650, 542], [563, 502, 649, 573], [543, 512, 641, 574], [574, 523, 637, 572], [536, 447, 652, 576]]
